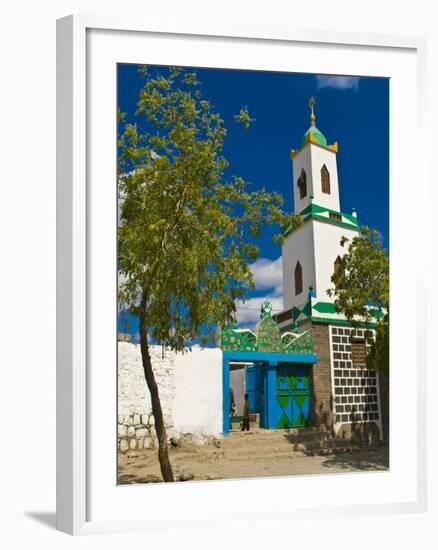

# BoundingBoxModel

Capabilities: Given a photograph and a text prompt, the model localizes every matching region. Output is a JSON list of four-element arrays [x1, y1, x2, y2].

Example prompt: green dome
[[300, 125, 327, 148]]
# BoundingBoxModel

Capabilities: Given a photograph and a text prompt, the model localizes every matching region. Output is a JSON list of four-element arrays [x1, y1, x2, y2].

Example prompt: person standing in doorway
[[230, 387, 236, 431], [242, 393, 250, 431]]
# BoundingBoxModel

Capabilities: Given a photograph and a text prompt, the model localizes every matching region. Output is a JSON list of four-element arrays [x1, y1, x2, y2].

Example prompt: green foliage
[[118, 66, 301, 351], [234, 106, 255, 131], [327, 226, 389, 372]]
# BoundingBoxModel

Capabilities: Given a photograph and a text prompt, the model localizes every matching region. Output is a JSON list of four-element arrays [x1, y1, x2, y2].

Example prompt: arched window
[[295, 261, 303, 295], [297, 169, 307, 199], [321, 164, 330, 194], [334, 255, 343, 273]]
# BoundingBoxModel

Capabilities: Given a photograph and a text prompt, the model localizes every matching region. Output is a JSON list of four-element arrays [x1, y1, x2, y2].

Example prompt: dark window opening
[[294, 261, 303, 295], [334, 255, 343, 273], [297, 169, 307, 199], [351, 338, 367, 367], [321, 164, 330, 194], [329, 212, 342, 222]]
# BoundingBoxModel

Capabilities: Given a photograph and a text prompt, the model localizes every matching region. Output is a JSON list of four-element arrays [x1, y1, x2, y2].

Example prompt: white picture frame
[[56, 15, 427, 535]]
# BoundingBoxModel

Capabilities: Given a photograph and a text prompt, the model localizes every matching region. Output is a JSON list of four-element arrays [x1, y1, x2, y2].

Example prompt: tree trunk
[[138, 292, 174, 482]]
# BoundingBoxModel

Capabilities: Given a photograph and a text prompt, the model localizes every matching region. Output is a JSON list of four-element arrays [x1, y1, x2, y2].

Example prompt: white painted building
[[276, 98, 387, 442], [281, 97, 359, 311]]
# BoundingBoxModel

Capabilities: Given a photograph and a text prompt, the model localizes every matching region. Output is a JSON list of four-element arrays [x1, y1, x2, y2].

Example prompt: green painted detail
[[290, 299, 312, 323], [277, 395, 291, 410], [221, 301, 314, 354], [302, 299, 312, 317], [313, 301, 337, 314], [300, 125, 327, 148], [283, 203, 359, 237], [370, 309, 385, 318], [279, 315, 377, 331], [299, 203, 328, 216], [277, 412, 291, 429], [299, 203, 359, 225], [296, 412, 306, 426], [311, 214, 360, 231], [295, 394, 307, 409], [310, 316, 377, 328]]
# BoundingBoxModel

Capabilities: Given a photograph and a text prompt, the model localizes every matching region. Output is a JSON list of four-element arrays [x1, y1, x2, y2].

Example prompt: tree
[[327, 226, 389, 373], [118, 66, 301, 481]]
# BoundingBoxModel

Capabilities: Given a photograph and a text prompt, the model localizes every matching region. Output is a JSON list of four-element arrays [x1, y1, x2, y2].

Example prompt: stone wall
[[118, 342, 176, 452], [310, 322, 334, 432], [118, 342, 223, 452], [328, 325, 383, 445]]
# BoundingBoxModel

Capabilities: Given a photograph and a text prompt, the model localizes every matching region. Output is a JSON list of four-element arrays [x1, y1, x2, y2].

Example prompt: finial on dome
[[309, 96, 316, 126]]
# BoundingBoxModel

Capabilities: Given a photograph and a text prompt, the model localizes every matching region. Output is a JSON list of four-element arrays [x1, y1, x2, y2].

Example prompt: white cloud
[[315, 75, 360, 91], [249, 256, 283, 295], [234, 256, 285, 326], [235, 294, 284, 326]]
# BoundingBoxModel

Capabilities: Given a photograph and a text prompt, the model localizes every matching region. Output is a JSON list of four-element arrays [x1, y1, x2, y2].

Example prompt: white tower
[[281, 97, 359, 311]]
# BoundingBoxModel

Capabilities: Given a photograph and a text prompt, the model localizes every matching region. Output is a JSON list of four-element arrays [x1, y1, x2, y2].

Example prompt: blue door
[[274, 364, 311, 428], [246, 365, 261, 413]]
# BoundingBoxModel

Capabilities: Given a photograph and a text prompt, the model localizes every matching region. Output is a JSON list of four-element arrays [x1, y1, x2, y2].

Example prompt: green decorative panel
[[221, 300, 314, 354], [277, 395, 291, 410]]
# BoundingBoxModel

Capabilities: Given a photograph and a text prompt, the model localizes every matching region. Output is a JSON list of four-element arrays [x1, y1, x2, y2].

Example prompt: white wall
[[312, 219, 358, 301], [282, 221, 316, 310], [118, 342, 223, 439], [292, 144, 313, 213], [292, 143, 340, 213], [309, 144, 340, 211], [173, 347, 223, 437]]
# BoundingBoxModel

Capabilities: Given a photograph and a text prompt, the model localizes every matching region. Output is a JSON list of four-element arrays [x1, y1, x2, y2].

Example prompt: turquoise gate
[[221, 301, 317, 434]]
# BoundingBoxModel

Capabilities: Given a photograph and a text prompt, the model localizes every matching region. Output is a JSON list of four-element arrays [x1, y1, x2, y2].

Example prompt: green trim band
[[283, 212, 359, 237], [311, 214, 360, 231], [280, 316, 377, 330], [283, 203, 359, 237]]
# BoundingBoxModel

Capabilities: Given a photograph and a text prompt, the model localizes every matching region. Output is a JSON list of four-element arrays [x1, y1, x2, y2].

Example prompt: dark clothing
[[242, 399, 250, 431], [230, 388, 236, 411]]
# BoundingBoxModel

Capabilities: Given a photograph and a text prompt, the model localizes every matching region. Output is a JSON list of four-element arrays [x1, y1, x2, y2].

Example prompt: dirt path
[[118, 429, 389, 484]]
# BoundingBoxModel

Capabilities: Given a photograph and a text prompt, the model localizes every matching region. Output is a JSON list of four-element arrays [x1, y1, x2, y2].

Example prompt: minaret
[[281, 98, 359, 311], [291, 97, 340, 214]]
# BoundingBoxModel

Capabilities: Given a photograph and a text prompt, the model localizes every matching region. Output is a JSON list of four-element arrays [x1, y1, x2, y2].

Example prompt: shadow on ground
[[118, 473, 162, 484], [320, 448, 389, 471]]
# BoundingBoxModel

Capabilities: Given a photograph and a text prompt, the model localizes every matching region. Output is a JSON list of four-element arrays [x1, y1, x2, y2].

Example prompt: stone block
[[143, 436, 154, 449], [129, 438, 137, 450], [148, 414, 155, 427], [133, 414, 141, 425], [120, 439, 129, 453], [137, 439, 144, 450], [127, 426, 135, 437], [118, 424, 127, 437], [135, 428, 148, 439]]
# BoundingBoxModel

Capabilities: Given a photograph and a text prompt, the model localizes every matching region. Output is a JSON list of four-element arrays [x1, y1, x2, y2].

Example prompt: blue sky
[[118, 64, 388, 332]]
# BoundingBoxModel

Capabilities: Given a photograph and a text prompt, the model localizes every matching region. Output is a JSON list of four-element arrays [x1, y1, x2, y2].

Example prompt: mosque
[[221, 98, 388, 444], [117, 98, 389, 452]]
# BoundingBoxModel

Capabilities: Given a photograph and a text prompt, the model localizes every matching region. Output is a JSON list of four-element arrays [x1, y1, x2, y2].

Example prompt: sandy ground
[[118, 428, 389, 484]]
